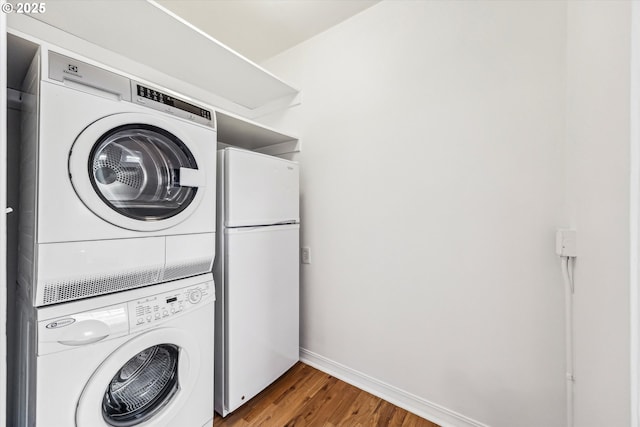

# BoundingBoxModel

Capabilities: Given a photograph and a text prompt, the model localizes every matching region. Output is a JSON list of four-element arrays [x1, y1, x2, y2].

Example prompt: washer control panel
[[128, 281, 214, 330]]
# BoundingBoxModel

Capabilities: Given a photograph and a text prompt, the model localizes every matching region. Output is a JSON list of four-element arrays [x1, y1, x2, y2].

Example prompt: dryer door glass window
[[90, 124, 198, 221], [102, 344, 179, 427]]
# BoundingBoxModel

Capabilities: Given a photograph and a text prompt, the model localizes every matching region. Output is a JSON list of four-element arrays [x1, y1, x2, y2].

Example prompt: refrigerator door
[[223, 148, 299, 227], [224, 223, 299, 414]]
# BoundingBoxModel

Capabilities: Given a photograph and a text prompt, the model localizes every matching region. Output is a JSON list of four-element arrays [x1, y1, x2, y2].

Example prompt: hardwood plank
[[243, 363, 313, 424], [372, 399, 401, 426], [386, 405, 410, 427], [402, 412, 440, 427], [281, 376, 340, 427], [270, 364, 323, 406], [212, 363, 440, 427], [251, 368, 332, 426], [315, 375, 361, 426], [214, 362, 313, 427], [260, 370, 332, 427], [333, 389, 383, 426]]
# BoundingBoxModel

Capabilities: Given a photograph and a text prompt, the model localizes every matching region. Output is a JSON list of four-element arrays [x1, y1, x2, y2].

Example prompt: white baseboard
[[299, 348, 490, 427]]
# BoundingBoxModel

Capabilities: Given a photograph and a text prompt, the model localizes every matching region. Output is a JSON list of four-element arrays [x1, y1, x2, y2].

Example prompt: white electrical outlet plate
[[556, 229, 577, 257], [301, 247, 311, 264]]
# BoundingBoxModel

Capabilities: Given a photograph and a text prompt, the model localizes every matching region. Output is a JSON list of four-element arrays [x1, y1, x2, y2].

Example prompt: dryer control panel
[[128, 280, 214, 330], [47, 51, 215, 129], [132, 81, 215, 129]]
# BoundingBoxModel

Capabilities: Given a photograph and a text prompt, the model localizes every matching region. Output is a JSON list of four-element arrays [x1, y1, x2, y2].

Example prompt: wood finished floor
[[212, 362, 440, 427]]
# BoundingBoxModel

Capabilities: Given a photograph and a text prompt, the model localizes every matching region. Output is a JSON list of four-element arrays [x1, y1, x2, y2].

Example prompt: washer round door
[[76, 328, 201, 427], [69, 113, 207, 232]]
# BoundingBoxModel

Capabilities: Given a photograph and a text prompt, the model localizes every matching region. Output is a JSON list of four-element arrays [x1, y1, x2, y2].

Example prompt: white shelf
[[7, 32, 300, 154], [216, 111, 300, 155], [8, 0, 300, 118], [7, 8, 301, 153]]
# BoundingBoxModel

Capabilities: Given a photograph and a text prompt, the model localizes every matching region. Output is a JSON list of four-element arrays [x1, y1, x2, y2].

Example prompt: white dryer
[[15, 274, 215, 427], [18, 50, 217, 307]]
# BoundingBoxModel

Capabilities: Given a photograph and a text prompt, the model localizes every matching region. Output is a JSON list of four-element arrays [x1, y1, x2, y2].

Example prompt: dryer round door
[[76, 328, 201, 427], [69, 113, 207, 232]]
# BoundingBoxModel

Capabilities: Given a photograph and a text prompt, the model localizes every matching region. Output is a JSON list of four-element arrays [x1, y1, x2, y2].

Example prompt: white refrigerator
[[214, 147, 300, 417]]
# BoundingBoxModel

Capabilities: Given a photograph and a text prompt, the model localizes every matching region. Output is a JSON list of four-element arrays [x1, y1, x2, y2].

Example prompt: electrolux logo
[[63, 63, 82, 78], [45, 318, 76, 329]]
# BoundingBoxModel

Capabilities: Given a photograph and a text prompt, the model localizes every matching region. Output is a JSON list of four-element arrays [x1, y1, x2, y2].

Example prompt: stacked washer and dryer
[[14, 48, 217, 427]]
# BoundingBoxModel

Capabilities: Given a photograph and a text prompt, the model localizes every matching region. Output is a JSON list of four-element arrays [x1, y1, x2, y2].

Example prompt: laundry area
[[1, 1, 639, 427], [3, 2, 302, 426]]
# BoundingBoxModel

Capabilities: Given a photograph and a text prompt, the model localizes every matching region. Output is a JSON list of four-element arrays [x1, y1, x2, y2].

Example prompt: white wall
[[566, 2, 631, 426], [260, 1, 568, 426]]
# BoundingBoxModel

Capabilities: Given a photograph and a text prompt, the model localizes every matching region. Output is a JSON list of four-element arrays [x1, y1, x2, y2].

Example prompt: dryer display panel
[[136, 85, 212, 120], [90, 124, 198, 221]]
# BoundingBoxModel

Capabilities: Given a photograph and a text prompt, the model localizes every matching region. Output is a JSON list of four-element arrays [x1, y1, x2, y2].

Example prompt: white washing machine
[[15, 274, 215, 427], [18, 49, 217, 307]]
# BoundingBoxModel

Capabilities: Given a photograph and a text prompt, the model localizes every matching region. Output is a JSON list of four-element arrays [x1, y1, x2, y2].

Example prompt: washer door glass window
[[102, 344, 179, 427], [90, 124, 198, 221]]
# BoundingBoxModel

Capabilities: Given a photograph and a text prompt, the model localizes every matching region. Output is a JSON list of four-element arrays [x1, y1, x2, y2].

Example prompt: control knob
[[188, 289, 202, 304]]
